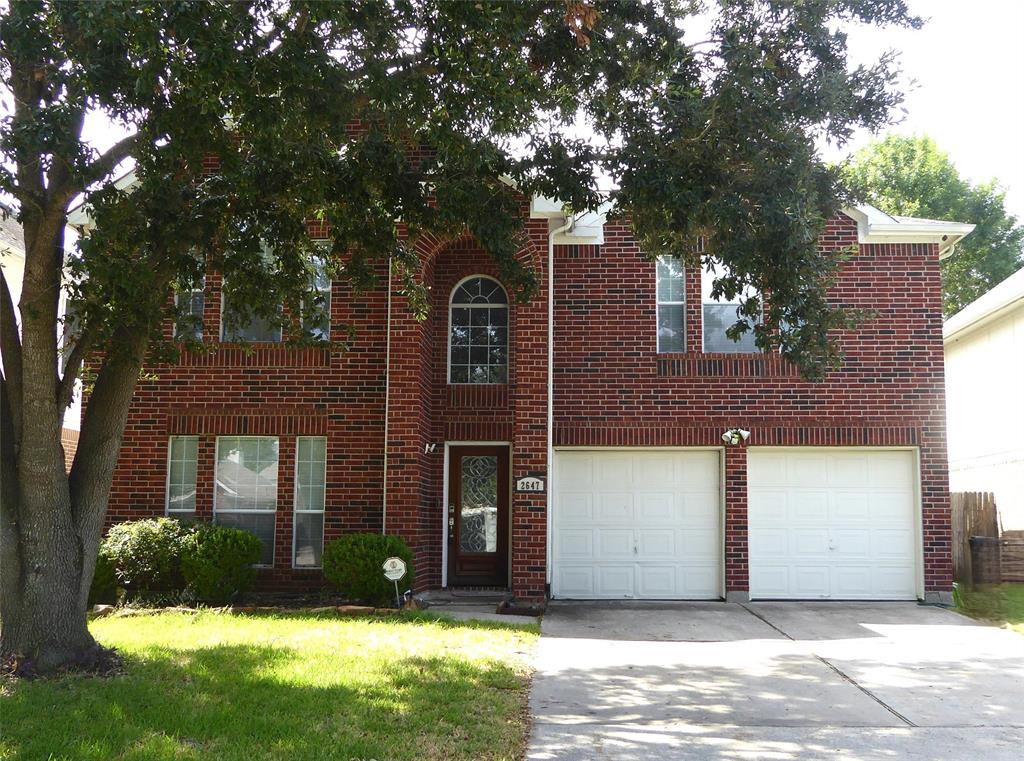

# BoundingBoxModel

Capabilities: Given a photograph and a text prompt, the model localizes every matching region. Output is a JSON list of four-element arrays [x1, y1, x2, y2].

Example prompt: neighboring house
[[88, 199, 973, 604], [0, 202, 81, 470], [944, 267, 1024, 530]]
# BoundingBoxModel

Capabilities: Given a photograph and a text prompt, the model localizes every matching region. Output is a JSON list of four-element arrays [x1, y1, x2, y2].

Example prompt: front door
[[447, 445, 509, 587]]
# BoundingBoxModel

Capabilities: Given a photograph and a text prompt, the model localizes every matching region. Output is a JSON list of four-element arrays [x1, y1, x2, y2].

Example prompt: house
[[91, 199, 973, 604], [944, 266, 1024, 530], [0, 202, 81, 470]]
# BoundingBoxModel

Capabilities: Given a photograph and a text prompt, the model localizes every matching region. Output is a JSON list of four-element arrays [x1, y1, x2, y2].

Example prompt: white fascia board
[[66, 169, 139, 232], [943, 267, 1024, 343], [530, 196, 610, 244], [843, 205, 975, 258]]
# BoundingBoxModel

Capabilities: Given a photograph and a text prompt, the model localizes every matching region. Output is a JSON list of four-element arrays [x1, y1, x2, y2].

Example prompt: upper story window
[[656, 256, 685, 353], [301, 256, 331, 340], [701, 266, 761, 353], [174, 277, 205, 341], [449, 276, 508, 384]]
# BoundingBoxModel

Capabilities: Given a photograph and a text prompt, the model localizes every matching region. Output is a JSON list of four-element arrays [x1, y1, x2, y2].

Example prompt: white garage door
[[552, 450, 721, 599], [748, 449, 918, 600]]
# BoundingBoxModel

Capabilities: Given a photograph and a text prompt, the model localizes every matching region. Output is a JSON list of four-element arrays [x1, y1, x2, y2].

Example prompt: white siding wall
[[945, 306, 1024, 529]]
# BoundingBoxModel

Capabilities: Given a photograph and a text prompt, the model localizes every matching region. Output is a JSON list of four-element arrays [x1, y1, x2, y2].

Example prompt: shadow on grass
[[216, 608, 541, 634], [1, 638, 529, 761]]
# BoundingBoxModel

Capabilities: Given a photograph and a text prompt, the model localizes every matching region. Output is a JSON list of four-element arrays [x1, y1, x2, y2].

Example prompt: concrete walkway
[[528, 601, 1024, 760]]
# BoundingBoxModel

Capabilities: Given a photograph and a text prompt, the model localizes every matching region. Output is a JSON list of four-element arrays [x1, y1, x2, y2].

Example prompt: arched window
[[449, 276, 508, 384]]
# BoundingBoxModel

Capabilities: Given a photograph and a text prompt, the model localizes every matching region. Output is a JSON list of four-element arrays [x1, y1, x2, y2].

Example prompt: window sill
[[176, 344, 333, 368], [656, 353, 800, 378]]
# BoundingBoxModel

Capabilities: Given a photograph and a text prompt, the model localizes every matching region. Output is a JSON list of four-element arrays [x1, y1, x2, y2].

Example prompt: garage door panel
[[637, 566, 676, 597], [598, 529, 634, 558], [553, 450, 721, 600], [876, 565, 917, 595], [790, 455, 829, 485], [750, 528, 788, 557], [556, 566, 594, 597], [793, 529, 831, 556], [559, 493, 593, 521], [636, 529, 675, 556], [830, 528, 871, 557], [792, 492, 830, 522], [596, 455, 632, 486], [793, 566, 831, 597], [868, 453, 913, 486], [638, 492, 676, 521], [560, 455, 594, 486], [596, 565, 635, 597], [556, 529, 593, 558], [680, 528, 719, 557], [637, 455, 678, 486], [683, 491, 722, 521], [832, 492, 870, 521], [749, 449, 918, 600], [871, 492, 913, 522], [873, 529, 914, 557], [597, 493, 634, 522], [750, 490, 787, 524], [748, 453, 788, 486], [829, 454, 869, 486], [681, 567, 718, 596], [832, 566, 873, 596]]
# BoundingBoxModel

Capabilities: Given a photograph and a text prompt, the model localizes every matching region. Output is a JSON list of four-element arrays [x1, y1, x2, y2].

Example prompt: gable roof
[[944, 266, 1024, 343], [842, 205, 975, 258]]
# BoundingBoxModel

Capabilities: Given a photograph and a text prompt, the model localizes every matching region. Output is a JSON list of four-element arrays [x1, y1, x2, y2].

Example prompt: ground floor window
[[214, 436, 279, 566], [294, 436, 326, 568], [166, 436, 198, 519]]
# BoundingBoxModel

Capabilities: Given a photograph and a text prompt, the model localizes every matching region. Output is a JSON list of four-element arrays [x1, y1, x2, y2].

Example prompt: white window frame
[[174, 278, 205, 341], [301, 253, 332, 340], [165, 435, 199, 518], [213, 435, 279, 567], [700, 265, 762, 354], [447, 274, 509, 385], [293, 436, 327, 569], [656, 256, 686, 353]]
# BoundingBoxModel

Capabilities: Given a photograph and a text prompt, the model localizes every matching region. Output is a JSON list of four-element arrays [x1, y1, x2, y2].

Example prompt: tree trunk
[[0, 210, 99, 671]]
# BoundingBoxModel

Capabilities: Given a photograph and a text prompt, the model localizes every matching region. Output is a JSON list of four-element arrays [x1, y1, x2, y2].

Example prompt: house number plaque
[[515, 475, 546, 493]]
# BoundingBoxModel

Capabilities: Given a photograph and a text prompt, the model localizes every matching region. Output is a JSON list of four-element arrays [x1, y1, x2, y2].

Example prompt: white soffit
[[843, 204, 975, 258], [529, 195, 609, 245]]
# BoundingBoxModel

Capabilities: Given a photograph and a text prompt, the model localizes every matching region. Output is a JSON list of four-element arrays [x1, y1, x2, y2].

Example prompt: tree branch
[[56, 316, 97, 413], [0, 267, 23, 439]]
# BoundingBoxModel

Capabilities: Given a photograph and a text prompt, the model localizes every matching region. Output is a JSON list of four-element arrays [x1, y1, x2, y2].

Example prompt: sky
[[823, 0, 1024, 221], [8, 0, 1024, 225]]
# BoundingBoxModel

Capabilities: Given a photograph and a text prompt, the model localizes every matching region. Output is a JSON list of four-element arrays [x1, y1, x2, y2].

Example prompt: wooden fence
[[951, 492, 1000, 586]]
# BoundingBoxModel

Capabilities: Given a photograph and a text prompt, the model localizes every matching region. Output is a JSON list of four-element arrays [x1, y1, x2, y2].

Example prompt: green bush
[[101, 518, 191, 594], [88, 545, 119, 606], [182, 523, 262, 604], [322, 533, 415, 606]]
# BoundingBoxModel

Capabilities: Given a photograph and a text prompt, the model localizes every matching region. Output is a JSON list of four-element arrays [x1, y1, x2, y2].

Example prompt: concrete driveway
[[528, 602, 1024, 760]]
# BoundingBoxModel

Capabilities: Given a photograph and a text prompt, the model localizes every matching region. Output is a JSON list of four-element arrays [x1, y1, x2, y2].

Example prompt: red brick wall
[[553, 214, 952, 594], [101, 210, 953, 599]]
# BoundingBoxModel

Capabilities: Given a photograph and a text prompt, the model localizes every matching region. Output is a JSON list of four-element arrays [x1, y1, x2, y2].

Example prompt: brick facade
[[100, 210, 953, 600]]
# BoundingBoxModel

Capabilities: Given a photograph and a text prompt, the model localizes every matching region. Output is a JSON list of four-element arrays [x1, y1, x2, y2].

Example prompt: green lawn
[[0, 611, 539, 761], [957, 583, 1024, 635]]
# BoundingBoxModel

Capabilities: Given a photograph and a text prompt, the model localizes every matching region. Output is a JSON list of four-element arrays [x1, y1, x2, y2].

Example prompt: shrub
[[182, 523, 262, 603], [322, 533, 415, 606], [101, 518, 191, 594], [88, 546, 119, 606]]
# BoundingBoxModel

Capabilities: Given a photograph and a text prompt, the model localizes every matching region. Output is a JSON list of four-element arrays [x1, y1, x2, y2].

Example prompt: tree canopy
[[844, 134, 1024, 316], [1, 0, 921, 671]]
